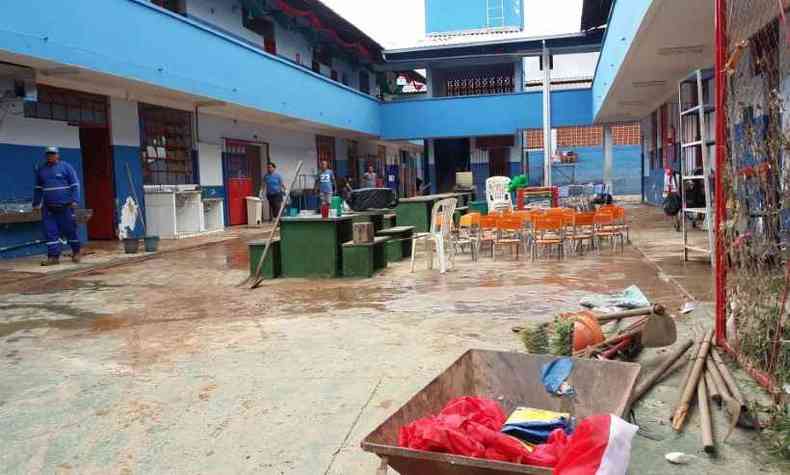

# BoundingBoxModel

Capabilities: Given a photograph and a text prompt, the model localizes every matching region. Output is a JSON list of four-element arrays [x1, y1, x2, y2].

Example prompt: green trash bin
[[469, 200, 488, 215]]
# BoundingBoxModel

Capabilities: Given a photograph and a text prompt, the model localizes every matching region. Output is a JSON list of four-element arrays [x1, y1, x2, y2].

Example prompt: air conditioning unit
[[0, 63, 37, 115]]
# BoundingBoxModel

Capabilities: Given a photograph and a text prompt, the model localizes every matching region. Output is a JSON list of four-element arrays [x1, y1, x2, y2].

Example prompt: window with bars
[[316, 135, 336, 169], [24, 85, 108, 126], [444, 64, 515, 97], [139, 104, 194, 185]]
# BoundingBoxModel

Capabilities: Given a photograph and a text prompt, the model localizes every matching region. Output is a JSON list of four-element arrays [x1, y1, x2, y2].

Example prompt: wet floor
[[0, 204, 782, 474]]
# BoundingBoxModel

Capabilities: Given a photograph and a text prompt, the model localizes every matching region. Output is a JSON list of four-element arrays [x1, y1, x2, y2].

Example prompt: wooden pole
[[705, 368, 722, 406], [672, 329, 714, 431], [698, 376, 716, 453], [678, 339, 701, 399], [250, 161, 303, 289], [710, 347, 749, 439], [710, 348, 745, 404], [629, 339, 694, 407], [596, 304, 665, 323]]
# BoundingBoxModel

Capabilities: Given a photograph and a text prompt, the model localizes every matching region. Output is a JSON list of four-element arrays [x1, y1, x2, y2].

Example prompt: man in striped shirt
[[33, 147, 82, 266]]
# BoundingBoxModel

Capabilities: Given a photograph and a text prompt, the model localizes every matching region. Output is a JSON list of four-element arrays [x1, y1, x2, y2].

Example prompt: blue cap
[[45, 146, 59, 155]]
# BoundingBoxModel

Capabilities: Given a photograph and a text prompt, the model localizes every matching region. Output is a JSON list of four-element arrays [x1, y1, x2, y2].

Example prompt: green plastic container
[[331, 196, 344, 217], [469, 200, 489, 215]]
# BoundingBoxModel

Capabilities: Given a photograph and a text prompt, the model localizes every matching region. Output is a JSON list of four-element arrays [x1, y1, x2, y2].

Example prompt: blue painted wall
[[526, 145, 641, 195], [112, 145, 146, 238], [592, 0, 653, 120], [426, 0, 523, 34], [0, 0, 381, 136], [381, 89, 594, 140], [0, 145, 87, 258]]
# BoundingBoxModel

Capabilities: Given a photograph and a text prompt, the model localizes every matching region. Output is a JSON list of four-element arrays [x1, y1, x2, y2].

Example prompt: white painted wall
[[110, 97, 140, 147], [187, 0, 262, 45], [197, 142, 223, 186], [0, 114, 79, 147], [196, 113, 318, 189], [276, 24, 314, 66], [523, 52, 599, 82]]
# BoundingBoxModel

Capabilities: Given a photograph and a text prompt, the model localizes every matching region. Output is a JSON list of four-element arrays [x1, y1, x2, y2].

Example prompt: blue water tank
[[425, 0, 523, 34]]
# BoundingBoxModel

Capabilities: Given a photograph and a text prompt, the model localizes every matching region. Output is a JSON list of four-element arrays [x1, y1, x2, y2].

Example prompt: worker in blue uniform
[[32, 147, 82, 266]]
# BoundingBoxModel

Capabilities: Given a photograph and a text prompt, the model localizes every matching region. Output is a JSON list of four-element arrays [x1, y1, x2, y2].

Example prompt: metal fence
[[716, 0, 790, 395]]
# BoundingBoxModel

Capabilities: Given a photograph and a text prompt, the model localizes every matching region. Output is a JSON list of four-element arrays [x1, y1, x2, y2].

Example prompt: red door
[[79, 127, 116, 239], [228, 178, 253, 225]]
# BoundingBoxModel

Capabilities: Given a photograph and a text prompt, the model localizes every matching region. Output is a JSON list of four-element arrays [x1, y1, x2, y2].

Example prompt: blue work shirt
[[319, 169, 335, 194], [263, 172, 284, 195], [33, 160, 81, 206]]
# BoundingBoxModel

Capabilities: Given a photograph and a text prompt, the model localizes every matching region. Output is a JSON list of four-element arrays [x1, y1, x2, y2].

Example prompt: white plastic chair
[[486, 176, 513, 213], [410, 197, 458, 274]]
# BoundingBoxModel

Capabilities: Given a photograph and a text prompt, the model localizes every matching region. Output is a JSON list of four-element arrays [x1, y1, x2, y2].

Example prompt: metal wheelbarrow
[[361, 349, 640, 475]]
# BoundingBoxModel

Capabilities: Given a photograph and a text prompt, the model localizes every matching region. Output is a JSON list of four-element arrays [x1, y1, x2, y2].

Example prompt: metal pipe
[[603, 124, 614, 194], [714, 0, 727, 347], [542, 41, 552, 187]]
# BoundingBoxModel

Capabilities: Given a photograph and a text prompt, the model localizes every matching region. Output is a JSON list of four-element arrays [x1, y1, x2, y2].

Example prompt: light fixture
[[632, 80, 667, 88], [657, 45, 705, 56]]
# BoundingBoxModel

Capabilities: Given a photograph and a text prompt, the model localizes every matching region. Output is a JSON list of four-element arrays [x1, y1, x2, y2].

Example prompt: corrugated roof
[[393, 27, 544, 50]]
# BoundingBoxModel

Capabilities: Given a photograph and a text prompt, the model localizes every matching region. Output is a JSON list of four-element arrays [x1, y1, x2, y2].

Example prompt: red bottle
[[320, 203, 329, 218]]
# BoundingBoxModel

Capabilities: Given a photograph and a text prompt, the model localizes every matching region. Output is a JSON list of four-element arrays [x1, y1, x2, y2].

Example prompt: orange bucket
[[561, 311, 605, 352]]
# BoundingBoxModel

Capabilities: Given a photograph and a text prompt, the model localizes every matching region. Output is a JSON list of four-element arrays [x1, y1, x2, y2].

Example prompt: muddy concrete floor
[[0, 204, 785, 474]]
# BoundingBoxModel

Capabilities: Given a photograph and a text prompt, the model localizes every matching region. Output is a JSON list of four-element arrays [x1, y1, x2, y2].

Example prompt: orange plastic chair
[[494, 214, 525, 260], [456, 212, 481, 260], [478, 214, 499, 257], [593, 210, 624, 254], [569, 211, 595, 255], [531, 214, 565, 260], [611, 206, 629, 242]]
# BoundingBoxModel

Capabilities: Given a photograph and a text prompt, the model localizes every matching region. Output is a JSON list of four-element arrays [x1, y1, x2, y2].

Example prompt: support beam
[[542, 42, 552, 187], [603, 123, 614, 194]]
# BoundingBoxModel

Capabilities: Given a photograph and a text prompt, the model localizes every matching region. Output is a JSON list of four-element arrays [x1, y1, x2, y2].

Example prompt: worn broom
[[248, 160, 303, 289]]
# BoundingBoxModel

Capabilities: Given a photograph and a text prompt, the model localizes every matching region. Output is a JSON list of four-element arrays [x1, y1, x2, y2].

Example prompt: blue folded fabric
[[502, 419, 572, 444]]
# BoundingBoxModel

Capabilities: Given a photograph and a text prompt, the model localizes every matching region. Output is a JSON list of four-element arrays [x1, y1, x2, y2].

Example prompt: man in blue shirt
[[262, 162, 284, 221], [33, 147, 82, 266], [315, 160, 335, 206]]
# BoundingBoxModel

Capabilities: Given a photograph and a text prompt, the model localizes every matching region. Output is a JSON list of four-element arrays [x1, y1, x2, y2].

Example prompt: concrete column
[[603, 124, 614, 194], [514, 59, 524, 93], [510, 132, 523, 177], [426, 139, 437, 194], [425, 67, 434, 98], [542, 43, 552, 187]]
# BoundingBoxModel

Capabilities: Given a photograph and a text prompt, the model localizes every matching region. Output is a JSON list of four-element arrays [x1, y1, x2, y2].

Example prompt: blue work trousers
[[42, 205, 80, 257]]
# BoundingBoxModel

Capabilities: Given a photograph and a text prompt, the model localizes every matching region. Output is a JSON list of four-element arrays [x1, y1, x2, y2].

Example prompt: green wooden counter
[[350, 210, 386, 232], [395, 193, 471, 232], [376, 225, 414, 262], [280, 215, 353, 278], [342, 236, 389, 278], [247, 238, 281, 279]]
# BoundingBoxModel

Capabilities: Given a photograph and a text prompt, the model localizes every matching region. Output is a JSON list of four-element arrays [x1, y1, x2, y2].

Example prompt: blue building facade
[[0, 0, 642, 258]]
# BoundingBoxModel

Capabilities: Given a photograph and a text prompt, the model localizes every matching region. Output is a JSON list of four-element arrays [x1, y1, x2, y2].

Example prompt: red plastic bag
[[399, 399, 638, 473], [398, 397, 533, 464]]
